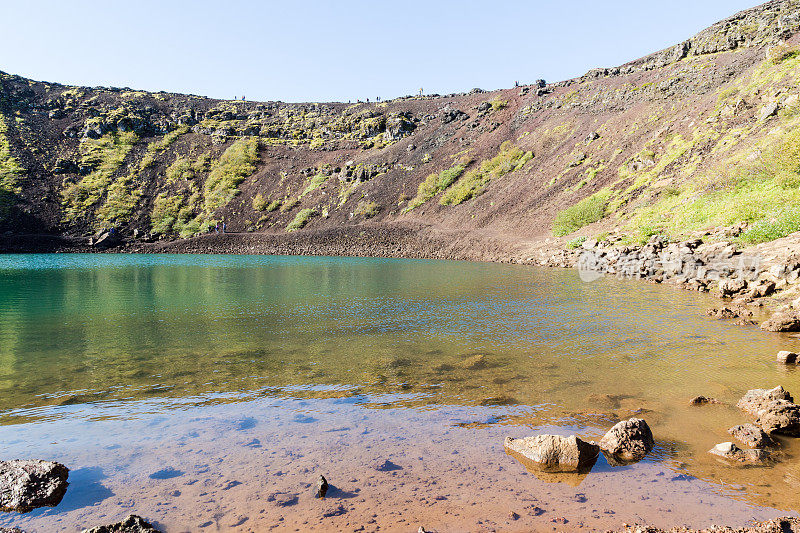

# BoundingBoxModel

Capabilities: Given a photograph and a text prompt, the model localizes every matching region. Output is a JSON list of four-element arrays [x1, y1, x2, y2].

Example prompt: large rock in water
[[598, 418, 655, 465], [504, 435, 599, 473], [756, 400, 800, 436], [81, 515, 162, 533], [0, 460, 69, 513], [737, 386, 793, 416]]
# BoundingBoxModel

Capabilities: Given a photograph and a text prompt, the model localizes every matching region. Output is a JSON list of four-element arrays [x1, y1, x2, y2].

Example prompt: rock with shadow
[[598, 418, 654, 466], [504, 434, 599, 474], [0, 460, 70, 513]]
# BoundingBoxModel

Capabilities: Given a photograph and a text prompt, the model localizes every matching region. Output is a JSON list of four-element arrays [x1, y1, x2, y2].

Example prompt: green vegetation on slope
[[287, 208, 316, 231], [166, 157, 194, 183], [355, 200, 379, 218], [0, 114, 25, 217], [404, 156, 472, 211], [628, 123, 800, 244], [552, 188, 613, 237], [301, 173, 327, 197], [62, 131, 137, 222], [440, 142, 533, 206], [203, 137, 259, 213], [252, 193, 268, 211]]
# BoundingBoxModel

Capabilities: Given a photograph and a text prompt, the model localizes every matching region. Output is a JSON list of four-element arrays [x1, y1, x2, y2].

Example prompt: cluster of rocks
[[536, 232, 800, 332], [704, 386, 800, 465], [612, 515, 800, 533], [504, 418, 654, 474]]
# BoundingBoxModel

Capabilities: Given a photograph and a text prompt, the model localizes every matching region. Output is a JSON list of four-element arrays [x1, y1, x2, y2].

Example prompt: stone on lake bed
[[708, 442, 769, 465], [267, 491, 298, 507], [457, 353, 490, 370], [728, 423, 774, 448], [598, 418, 655, 465], [504, 434, 599, 473], [689, 396, 720, 406], [374, 460, 402, 472], [777, 351, 798, 364], [81, 514, 162, 533], [0, 459, 70, 513]]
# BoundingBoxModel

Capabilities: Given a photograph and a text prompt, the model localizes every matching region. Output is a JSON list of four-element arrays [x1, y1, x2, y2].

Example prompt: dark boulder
[[598, 418, 654, 465], [0, 460, 69, 513]]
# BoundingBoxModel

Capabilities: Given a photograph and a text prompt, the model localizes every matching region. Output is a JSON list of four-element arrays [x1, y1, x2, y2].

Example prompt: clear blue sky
[[2, 0, 759, 103]]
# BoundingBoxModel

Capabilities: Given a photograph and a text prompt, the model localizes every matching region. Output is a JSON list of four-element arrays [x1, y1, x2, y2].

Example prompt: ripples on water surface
[[1, 254, 800, 531]]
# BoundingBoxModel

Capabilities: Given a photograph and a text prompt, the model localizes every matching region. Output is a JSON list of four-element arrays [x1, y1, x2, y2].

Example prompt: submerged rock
[[504, 434, 599, 473], [267, 491, 298, 507], [598, 418, 654, 465], [709, 442, 769, 464], [315, 475, 328, 499], [457, 353, 489, 370], [728, 423, 774, 448], [737, 386, 793, 416], [777, 351, 798, 364], [689, 396, 720, 406], [0, 460, 69, 513], [81, 515, 162, 533], [374, 460, 402, 472]]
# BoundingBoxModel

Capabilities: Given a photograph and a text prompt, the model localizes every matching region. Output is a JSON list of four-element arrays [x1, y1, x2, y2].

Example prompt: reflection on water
[[1, 254, 800, 530]]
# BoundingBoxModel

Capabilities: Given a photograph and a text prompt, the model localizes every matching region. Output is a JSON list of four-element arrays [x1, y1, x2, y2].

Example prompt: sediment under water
[[0, 254, 799, 532]]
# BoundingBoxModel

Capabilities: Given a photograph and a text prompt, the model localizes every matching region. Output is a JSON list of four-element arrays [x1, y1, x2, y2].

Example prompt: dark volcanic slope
[[1, 0, 800, 253]]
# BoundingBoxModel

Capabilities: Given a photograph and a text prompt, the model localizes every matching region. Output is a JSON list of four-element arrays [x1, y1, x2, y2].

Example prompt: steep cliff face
[[2, 0, 800, 251]]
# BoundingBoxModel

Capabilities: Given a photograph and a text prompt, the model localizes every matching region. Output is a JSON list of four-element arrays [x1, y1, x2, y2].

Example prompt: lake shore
[[4, 222, 798, 326]]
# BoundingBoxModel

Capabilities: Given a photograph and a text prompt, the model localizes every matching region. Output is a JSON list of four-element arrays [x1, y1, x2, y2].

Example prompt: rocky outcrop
[[736, 386, 800, 435], [755, 400, 800, 435], [619, 0, 800, 74], [81, 515, 161, 533], [736, 386, 793, 416], [0, 460, 69, 513], [504, 435, 599, 473], [598, 418, 655, 465], [728, 423, 775, 448], [708, 442, 770, 464]]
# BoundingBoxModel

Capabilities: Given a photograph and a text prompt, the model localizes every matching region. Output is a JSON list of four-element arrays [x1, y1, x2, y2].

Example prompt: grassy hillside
[[2, 0, 800, 250]]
